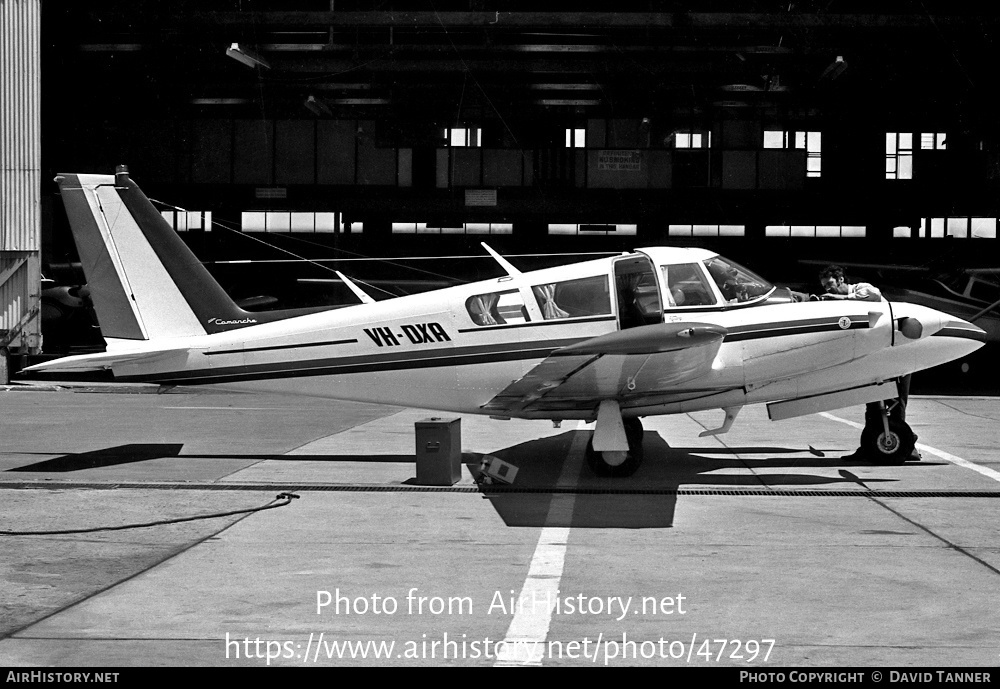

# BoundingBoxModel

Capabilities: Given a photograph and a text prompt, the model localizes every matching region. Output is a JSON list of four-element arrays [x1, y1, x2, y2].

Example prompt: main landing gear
[[860, 399, 915, 465], [585, 400, 644, 477]]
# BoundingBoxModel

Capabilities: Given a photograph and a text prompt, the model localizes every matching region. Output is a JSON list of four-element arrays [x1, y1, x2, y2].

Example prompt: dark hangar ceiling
[[42, 2, 999, 129]]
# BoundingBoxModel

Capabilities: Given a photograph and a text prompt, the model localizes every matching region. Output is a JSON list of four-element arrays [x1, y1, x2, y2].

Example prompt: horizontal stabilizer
[[22, 346, 185, 374]]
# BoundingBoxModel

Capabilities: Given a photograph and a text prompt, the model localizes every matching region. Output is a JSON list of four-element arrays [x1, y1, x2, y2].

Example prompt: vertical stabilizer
[[56, 168, 311, 341]]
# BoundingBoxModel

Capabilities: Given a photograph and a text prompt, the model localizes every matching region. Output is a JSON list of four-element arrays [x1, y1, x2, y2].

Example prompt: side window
[[704, 257, 773, 304], [532, 275, 612, 320], [465, 289, 528, 326], [660, 263, 717, 307]]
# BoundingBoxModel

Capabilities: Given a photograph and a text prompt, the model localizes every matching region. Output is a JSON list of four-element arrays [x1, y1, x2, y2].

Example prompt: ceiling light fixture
[[304, 95, 332, 116], [819, 55, 847, 81], [225, 42, 271, 70]]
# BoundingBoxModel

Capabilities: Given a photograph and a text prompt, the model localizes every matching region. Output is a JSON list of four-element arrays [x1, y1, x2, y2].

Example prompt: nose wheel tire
[[860, 418, 915, 465], [586, 418, 644, 477]]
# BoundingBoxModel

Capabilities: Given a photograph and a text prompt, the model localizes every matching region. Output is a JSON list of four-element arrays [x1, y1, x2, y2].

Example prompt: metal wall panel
[[0, 0, 41, 353], [1, 0, 40, 250]]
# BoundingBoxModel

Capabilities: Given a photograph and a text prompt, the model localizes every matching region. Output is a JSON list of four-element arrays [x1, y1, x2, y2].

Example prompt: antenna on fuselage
[[335, 270, 376, 304], [481, 242, 522, 277]]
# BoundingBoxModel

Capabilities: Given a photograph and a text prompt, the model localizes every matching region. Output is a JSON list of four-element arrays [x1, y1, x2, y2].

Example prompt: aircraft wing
[[482, 322, 727, 415]]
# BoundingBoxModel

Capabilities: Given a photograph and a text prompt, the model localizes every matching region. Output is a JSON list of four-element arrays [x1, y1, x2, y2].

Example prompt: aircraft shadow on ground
[[6, 433, 914, 530], [5, 448, 416, 472], [7, 444, 186, 472], [467, 430, 902, 529]]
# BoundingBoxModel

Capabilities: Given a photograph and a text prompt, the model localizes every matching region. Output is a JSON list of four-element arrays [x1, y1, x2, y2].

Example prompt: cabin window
[[465, 289, 528, 326], [532, 275, 611, 320], [660, 263, 717, 307], [704, 257, 773, 303]]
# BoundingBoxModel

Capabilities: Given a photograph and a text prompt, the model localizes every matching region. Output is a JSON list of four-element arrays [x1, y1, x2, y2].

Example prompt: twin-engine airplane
[[26, 168, 986, 475]]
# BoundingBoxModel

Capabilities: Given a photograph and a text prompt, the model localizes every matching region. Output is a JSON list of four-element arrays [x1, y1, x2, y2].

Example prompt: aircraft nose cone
[[935, 316, 988, 343], [893, 302, 987, 346]]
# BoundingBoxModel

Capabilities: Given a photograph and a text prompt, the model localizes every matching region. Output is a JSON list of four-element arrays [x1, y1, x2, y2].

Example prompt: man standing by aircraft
[[818, 265, 921, 462]]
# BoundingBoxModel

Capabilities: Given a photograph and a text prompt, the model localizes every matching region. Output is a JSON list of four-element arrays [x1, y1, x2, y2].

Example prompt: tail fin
[[57, 168, 309, 341]]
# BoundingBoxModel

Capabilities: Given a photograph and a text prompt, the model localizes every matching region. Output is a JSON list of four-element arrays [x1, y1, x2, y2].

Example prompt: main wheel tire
[[623, 417, 643, 450], [585, 419, 644, 477], [860, 418, 915, 465]]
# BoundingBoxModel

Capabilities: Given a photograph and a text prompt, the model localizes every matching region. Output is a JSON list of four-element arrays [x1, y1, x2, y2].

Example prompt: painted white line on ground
[[493, 526, 570, 666], [820, 411, 1000, 483], [160, 406, 291, 411], [494, 422, 589, 667]]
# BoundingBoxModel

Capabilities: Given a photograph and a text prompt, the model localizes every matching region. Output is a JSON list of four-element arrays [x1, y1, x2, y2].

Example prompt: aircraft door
[[613, 255, 663, 330]]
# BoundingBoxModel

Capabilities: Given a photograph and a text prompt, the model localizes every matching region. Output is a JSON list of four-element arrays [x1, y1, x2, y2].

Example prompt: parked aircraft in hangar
[[24, 168, 986, 475]]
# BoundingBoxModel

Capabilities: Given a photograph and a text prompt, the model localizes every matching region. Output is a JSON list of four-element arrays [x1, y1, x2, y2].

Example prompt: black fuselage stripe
[[725, 321, 870, 342], [115, 317, 884, 385], [119, 345, 563, 384], [933, 327, 988, 343], [206, 338, 358, 355]]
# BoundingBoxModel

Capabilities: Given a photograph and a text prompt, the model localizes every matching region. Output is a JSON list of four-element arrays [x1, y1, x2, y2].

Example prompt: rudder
[[57, 167, 287, 341]]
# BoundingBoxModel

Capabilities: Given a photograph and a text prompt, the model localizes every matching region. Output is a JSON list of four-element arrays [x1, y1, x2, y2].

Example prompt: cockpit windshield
[[704, 256, 774, 304]]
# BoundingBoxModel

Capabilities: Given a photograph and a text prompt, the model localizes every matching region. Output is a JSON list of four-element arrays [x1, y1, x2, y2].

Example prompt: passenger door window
[[660, 263, 718, 307]]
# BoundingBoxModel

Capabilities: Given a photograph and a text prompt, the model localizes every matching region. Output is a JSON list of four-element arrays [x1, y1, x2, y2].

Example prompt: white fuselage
[[100, 248, 982, 421]]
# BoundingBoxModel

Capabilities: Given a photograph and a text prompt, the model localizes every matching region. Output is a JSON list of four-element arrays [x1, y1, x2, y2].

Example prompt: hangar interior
[[4, 2, 1000, 376]]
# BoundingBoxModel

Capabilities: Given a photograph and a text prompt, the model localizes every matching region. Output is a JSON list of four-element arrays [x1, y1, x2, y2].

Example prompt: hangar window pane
[[446, 127, 481, 147], [291, 212, 314, 232], [243, 212, 353, 234], [763, 130, 784, 148], [674, 131, 711, 148], [267, 213, 291, 233], [670, 224, 744, 237], [565, 128, 586, 148], [548, 223, 636, 236], [766, 224, 865, 238], [893, 226, 913, 238], [394, 221, 511, 235], [898, 155, 913, 179], [947, 218, 969, 238], [315, 213, 338, 233], [920, 132, 947, 150], [886, 132, 913, 179], [763, 130, 821, 177], [164, 211, 211, 232], [242, 212, 266, 232], [971, 218, 997, 238]]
